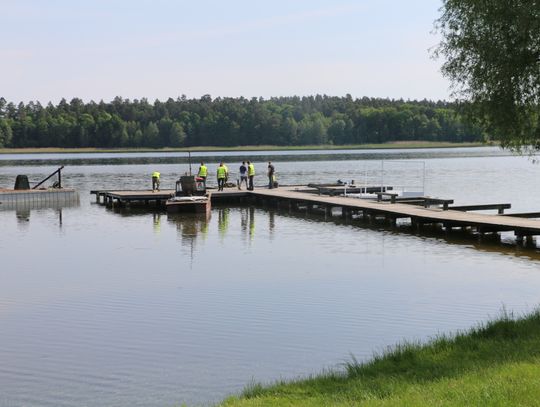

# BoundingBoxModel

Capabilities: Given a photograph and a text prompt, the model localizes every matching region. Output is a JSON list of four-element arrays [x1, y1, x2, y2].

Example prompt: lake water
[[1, 147, 540, 406]]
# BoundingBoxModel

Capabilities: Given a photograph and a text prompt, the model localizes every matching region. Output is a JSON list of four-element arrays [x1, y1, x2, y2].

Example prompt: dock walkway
[[251, 187, 540, 239], [91, 186, 540, 242]]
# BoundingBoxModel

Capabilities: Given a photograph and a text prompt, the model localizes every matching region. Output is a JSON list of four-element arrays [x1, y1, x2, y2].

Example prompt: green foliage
[[0, 119, 13, 148], [0, 95, 484, 148], [220, 309, 540, 406], [435, 0, 540, 151]]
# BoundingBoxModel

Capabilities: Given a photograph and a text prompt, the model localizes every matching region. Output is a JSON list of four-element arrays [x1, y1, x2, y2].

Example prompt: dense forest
[[0, 95, 485, 148]]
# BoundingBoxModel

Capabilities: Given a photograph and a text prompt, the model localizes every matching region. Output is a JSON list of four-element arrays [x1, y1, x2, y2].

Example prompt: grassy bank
[[220, 309, 540, 406], [0, 141, 490, 155]]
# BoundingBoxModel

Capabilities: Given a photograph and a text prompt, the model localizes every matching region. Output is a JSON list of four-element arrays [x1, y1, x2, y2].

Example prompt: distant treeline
[[0, 95, 485, 148]]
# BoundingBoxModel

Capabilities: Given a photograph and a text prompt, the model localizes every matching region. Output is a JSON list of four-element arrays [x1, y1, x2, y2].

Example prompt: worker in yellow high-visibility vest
[[198, 162, 208, 183], [247, 161, 255, 190], [217, 162, 227, 191], [152, 171, 160, 192]]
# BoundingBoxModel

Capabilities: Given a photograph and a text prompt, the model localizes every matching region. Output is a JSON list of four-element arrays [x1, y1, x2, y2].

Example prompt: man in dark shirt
[[239, 161, 248, 190], [267, 161, 275, 189]]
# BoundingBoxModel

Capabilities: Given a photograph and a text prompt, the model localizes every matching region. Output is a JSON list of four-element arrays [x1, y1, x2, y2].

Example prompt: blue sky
[[1, 0, 450, 103]]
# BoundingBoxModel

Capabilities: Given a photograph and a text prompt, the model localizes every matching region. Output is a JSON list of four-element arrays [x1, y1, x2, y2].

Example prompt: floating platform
[[166, 193, 212, 215], [92, 189, 175, 206], [0, 188, 80, 210], [91, 188, 246, 206]]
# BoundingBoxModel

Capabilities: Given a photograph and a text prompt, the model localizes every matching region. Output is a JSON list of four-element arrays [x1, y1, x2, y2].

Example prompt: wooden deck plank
[[105, 189, 174, 198]]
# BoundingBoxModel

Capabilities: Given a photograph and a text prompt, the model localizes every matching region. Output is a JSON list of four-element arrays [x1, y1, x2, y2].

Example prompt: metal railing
[[346, 160, 426, 199], [33, 166, 64, 189]]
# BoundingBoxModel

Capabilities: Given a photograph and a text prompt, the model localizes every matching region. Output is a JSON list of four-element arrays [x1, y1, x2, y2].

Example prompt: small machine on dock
[[166, 175, 211, 214]]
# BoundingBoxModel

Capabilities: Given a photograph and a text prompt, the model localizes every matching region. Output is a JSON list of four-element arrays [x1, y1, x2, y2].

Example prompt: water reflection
[[238, 207, 258, 244], [103, 204, 268, 256], [217, 207, 230, 240], [99, 198, 540, 260], [267, 204, 540, 261], [268, 210, 275, 238], [7, 207, 67, 231], [239, 207, 257, 243], [167, 212, 210, 243], [216, 206, 259, 243], [152, 212, 162, 234], [167, 212, 210, 268], [15, 209, 30, 225]]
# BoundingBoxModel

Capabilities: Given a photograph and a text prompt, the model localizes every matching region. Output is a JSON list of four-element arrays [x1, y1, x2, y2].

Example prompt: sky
[[0, 0, 451, 104]]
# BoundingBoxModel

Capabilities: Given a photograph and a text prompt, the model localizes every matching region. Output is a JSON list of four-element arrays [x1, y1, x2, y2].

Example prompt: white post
[[422, 161, 426, 195], [381, 160, 384, 192], [364, 163, 367, 195]]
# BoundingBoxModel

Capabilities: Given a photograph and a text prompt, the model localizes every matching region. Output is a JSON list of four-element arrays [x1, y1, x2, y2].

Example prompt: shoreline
[[221, 309, 540, 406], [0, 141, 491, 155]]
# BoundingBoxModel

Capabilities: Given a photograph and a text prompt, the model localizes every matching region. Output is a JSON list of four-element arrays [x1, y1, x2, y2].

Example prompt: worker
[[238, 161, 248, 190], [267, 161, 275, 189], [247, 161, 255, 190], [217, 162, 227, 191], [198, 162, 208, 183], [152, 171, 160, 192]]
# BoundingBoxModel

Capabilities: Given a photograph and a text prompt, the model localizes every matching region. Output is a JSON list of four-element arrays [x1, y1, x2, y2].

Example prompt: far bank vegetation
[[0, 95, 485, 149]]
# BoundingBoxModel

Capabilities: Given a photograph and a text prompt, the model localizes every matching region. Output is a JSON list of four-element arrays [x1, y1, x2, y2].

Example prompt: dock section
[[250, 187, 540, 241], [91, 189, 246, 206], [0, 188, 80, 210], [92, 189, 175, 206], [91, 186, 540, 244]]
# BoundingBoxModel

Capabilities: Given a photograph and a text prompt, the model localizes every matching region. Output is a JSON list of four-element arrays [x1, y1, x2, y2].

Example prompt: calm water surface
[[1, 148, 540, 406]]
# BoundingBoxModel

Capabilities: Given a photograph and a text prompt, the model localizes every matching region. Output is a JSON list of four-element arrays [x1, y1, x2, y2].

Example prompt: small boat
[[166, 175, 211, 214]]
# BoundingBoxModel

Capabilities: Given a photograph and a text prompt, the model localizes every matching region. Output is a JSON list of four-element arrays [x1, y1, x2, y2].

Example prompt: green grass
[[219, 309, 540, 406], [0, 141, 490, 155]]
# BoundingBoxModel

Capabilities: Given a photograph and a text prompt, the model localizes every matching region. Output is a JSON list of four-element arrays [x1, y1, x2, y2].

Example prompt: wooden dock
[[91, 186, 540, 244], [251, 187, 540, 240], [92, 189, 175, 206], [91, 188, 244, 206]]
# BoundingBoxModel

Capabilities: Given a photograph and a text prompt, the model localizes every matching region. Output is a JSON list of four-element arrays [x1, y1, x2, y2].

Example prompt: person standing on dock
[[238, 161, 248, 190], [198, 162, 208, 184], [217, 162, 227, 191], [152, 171, 160, 192], [267, 161, 275, 189], [247, 161, 255, 190]]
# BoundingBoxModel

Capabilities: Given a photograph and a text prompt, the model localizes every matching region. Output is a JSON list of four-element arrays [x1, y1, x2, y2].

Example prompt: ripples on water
[[1, 148, 540, 406]]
